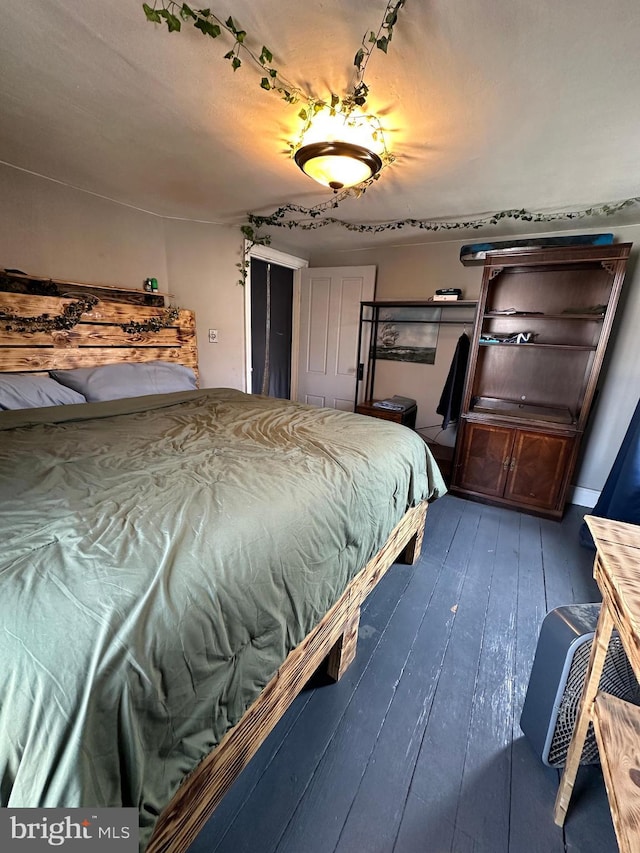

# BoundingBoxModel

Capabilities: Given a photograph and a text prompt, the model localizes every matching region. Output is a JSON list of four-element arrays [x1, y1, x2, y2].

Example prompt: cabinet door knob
[[510, 457, 516, 471], [503, 457, 510, 471]]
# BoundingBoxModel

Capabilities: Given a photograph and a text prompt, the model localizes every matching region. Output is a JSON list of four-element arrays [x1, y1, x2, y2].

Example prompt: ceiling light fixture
[[294, 140, 383, 191], [292, 105, 387, 191], [145, 2, 405, 199]]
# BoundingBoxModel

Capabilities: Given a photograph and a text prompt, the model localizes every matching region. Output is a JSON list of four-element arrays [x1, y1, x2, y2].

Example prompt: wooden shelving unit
[[555, 515, 640, 852], [354, 299, 478, 410], [450, 243, 632, 518], [593, 692, 640, 853]]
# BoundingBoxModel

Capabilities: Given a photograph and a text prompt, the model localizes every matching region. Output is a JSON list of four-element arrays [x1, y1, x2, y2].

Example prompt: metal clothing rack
[[355, 300, 478, 410]]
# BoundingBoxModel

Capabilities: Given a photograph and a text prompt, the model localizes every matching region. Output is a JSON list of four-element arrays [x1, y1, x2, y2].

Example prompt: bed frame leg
[[397, 515, 426, 565], [326, 605, 361, 681]]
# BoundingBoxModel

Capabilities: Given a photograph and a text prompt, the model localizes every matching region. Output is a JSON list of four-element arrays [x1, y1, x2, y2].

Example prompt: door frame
[[244, 242, 308, 397]]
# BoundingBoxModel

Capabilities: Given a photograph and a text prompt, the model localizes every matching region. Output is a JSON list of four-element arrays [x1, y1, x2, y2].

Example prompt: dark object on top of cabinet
[[450, 243, 632, 519], [459, 234, 614, 266]]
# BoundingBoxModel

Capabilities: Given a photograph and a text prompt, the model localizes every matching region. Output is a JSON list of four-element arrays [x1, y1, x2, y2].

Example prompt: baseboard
[[569, 486, 600, 508]]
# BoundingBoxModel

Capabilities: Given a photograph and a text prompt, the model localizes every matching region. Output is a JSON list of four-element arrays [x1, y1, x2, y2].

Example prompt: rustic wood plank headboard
[[0, 271, 198, 378]]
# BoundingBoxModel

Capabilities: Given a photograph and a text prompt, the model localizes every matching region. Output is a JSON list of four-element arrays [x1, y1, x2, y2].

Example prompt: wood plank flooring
[[187, 495, 618, 853]]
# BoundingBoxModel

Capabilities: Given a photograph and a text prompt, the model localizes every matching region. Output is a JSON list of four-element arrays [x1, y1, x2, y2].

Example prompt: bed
[[0, 274, 446, 852]]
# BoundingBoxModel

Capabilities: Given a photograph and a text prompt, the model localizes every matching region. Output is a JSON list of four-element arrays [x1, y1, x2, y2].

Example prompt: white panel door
[[296, 266, 376, 410]]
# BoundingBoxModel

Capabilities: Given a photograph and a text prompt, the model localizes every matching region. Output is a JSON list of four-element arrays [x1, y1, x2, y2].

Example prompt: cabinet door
[[454, 422, 513, 496], [505, 430, 573, 510]]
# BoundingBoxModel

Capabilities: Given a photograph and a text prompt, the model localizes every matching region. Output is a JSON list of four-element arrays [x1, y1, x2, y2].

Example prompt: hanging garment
[[436, 332, 470, 429], [580, 395, 640, 549]]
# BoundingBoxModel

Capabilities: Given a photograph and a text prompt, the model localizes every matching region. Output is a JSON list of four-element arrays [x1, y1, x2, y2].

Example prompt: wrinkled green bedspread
[[0, 389, 445, 846]]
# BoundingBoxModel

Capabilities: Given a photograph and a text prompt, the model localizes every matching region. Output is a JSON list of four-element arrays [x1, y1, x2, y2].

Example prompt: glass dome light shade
[[294, 141, 383, 190]]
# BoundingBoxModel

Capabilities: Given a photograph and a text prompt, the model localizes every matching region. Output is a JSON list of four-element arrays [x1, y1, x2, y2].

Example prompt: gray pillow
[[49, 361, 197, 402], [0, 373, 87, 410]]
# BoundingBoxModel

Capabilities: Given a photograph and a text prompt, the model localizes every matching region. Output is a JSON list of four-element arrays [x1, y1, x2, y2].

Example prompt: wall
[[311, 241, 484, 449], [0, 164, 246, 390], [0, 164, 168, 286], [3, 160, 639, 497], [163, 219, 246, 389], [310, 226, 640, 497]]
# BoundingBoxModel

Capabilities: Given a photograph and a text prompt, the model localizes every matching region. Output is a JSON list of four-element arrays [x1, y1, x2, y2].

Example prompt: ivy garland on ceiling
[[247, 196, 640, 234], [142, 0, 404, 116], [142, 0, 405, 280], [143, 3, 640, 281], [142, 0, 400, 172]]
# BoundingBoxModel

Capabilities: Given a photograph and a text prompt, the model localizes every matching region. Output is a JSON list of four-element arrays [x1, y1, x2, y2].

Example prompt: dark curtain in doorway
[[251, 258, 293, 399], [580, 396, 640, 548]]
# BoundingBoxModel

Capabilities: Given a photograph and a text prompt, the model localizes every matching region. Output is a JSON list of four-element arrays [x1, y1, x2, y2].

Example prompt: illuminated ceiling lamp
[[294, 140, 383, 191], [293, 104, 386, 191]]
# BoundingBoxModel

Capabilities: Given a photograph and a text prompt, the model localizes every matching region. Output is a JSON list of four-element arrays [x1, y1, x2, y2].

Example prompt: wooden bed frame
[[148, 501, 427, 853], [1, 272, 429, 853]]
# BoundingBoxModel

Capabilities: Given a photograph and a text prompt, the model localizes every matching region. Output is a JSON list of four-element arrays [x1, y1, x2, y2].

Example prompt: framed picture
[[374, 306, 441, 364]]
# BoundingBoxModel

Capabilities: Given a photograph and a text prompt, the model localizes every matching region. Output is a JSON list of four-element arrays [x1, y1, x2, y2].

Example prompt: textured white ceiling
[[2, 0, 640, 251]]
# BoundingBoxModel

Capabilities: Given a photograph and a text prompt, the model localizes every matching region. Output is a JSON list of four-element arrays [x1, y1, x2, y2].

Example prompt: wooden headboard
[[0, 270, 198, 378]]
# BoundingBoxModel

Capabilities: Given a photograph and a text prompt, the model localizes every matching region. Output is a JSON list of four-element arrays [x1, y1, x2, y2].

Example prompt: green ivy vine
[[236, 224, 271, 287], [142, 1, 407, 278], [120, 307, 180, 334], [0, 296, 99, 333], [247, 196, 640, 234], [142, 1, 405, 115], [1, 297, 181, 335], [142, 4, 637, 277], [142, 0, 400, 187]]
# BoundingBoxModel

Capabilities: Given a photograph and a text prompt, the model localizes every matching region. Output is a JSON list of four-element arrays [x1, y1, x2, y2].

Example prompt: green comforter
[[0, 388, 445, 846]]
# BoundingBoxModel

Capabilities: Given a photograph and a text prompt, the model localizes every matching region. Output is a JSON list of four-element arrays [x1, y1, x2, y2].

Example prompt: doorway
[[250, 258, 294, 398], [246, 245, 308, 400], [245, 245, 375, 409], [297, 265, 376, 410]]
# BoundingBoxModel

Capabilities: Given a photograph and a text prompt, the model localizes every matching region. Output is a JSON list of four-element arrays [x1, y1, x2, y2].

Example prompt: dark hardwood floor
[[188, 495, 618, 853]]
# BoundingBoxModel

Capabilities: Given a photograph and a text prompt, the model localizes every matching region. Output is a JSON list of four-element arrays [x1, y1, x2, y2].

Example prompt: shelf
[[366, 318, 474, 325], [356, 299, 479, 409], [361, 300, 477, 326], [479, 342, 597, 351], [2, 269, 173, 298], [484, 312, 605, 320], [362, 300, 477, 308], [554, 516, 640, 850], [470, 396, 576, 425]]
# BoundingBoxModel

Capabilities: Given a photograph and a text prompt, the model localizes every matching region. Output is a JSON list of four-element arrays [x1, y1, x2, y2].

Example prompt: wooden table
[[554, 516, 640, 851]]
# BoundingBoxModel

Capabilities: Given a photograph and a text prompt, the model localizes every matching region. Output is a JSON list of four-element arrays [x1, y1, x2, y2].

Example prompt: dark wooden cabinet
[[456, 421, 574, 510], [504, 429, 573, 509], [450, 243, 631, 518], [455, 422, 513, 497]]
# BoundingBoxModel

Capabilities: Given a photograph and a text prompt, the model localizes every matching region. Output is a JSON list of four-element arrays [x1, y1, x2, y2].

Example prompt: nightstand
[[355, 400, 417, 429]]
